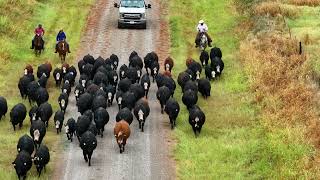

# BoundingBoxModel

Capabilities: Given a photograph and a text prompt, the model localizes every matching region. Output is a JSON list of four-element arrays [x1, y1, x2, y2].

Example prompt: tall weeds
[[240, 0, 320, 175]]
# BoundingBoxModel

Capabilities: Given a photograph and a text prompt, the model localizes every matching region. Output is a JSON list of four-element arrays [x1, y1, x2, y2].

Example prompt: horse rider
[[195, 20, 212, 48], [31, 24, 45, 49], [55, 29, 71, 53]]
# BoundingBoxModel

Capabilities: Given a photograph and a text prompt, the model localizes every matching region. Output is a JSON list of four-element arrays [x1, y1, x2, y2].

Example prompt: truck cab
[[114, 0, 151, 29]]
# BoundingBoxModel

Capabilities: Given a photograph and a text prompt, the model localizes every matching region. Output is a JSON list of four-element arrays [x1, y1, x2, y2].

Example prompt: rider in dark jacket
[[55, 29, 71, 53]]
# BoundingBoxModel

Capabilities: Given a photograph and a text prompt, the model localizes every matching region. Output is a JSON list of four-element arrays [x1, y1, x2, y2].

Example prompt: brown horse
[[34, 35, 44, 56], [57, 40, 67, 62]]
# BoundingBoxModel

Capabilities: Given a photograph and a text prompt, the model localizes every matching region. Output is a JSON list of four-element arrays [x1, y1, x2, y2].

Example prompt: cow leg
[[101, 129, 104, 138], [13, 125, 16, 131], [19, 122, 23, 129], [88, 151, 93, 166], [83, 151, 88, 162], [160, 104, 164, 114], [170, 118, 174, 129], [37, 166, 42, 177], [141, 121, 144, 132]]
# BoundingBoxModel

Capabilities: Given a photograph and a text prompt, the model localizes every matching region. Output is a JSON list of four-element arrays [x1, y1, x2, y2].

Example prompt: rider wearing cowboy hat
[[55, 29, 71, 53], [195, 20, 212, 48]]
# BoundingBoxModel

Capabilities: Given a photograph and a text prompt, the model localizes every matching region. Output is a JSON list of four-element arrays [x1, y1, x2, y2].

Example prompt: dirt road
[[54, 0, 174, 179]]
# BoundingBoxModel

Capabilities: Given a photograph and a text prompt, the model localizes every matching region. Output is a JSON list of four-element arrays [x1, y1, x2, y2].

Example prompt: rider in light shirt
[[195, 20, 212, 47]]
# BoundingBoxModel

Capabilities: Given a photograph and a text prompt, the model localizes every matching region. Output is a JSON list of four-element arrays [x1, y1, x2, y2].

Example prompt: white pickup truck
[[114, 0, 151, 29]]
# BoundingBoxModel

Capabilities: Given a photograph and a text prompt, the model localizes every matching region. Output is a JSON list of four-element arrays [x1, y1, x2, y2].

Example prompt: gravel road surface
[[53, 0, 175, 179]]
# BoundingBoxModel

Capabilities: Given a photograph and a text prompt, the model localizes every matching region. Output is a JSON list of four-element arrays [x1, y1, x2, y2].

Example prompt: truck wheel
[[118, 23, 123, 29], [141, 23, 147, 29]]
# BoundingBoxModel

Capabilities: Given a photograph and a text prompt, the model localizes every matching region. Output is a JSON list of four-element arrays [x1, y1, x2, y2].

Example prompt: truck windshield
[[121, 0, 145, 8]]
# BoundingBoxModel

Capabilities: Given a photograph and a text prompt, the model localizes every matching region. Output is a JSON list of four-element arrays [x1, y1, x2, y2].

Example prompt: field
[[169, 0, 320, 178], [0, 0, 93, 179]]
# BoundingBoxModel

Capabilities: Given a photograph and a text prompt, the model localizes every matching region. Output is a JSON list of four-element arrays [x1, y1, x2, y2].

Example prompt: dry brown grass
[[254, 2, 298, 18], [241, 34, 320, 146], [289, 0, 320, 6]]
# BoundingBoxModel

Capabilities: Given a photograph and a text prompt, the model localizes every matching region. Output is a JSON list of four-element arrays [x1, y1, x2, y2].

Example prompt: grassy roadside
[[168, 0, 319, 178], [168, 0, 261, 178], [0, 0, 94, 179]]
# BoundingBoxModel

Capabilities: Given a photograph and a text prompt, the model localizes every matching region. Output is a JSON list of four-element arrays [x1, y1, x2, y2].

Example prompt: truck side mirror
[[148, 4, 151, 8], [114, 2, 119, 8]]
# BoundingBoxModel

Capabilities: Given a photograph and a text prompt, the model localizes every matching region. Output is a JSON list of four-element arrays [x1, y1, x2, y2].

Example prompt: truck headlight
[[119, 13, 124, 18], [141, 13, 145, 19]]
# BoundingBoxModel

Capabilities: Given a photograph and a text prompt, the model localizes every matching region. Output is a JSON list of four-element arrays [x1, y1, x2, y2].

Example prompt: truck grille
[[123, 13, 141, 19]]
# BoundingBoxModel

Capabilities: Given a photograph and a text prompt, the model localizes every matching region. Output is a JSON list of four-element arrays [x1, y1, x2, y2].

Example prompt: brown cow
[[186, 58, 195, 67], [114, 120, 131, 153], [62, 63, 70, 74], [24, 64, 33, 75], [164, 57, 174, 72], [162, 70, 172, 77], [44, 61, 52, 73]]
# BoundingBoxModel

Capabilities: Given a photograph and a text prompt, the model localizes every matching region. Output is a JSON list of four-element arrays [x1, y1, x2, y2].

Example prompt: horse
[[34, 35, 44, 56], [199, 32, 208, 51], [57, 40, 67, 62]]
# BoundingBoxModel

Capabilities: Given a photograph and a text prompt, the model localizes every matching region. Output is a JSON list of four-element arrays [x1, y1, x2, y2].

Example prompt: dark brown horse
[[57, 40, 67, 62], [34, 35, 44, 56]]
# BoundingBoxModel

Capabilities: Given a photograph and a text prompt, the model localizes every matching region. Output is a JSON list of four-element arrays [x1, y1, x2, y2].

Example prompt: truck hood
[[119, 7, 145, 14]]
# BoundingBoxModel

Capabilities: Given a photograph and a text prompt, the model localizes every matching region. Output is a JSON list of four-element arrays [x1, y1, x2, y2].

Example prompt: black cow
[[18, 75, 33, 99], [36, 87, 49, 106], [76, 115, 91, 142], [30, 120, 46, 149], [10, 103, 27, 131], [0, 96, 8, 120], [188, 106, 205, 137], [94, 107, 109, 138], [183, 80, 198, 93], [164, 98, 180, 129], [80, 131, 97, 166], [29, 105, 38, 124], [182, 89, 198, 109], [77, 92, 93, 114], [37, 102, 52, 128], [12, 150, 32, 180], [74, 84, 85, 101], [17, 134, 34, 155], [53, 67, 63, 87], [200, 51, 209, 67], [116, 107, 133, 125], [140, 74, 151, 98], [58, 92, 69, 113], [205, 65, 216, 81], [177, 72, 191, 89], [54, 110, 64, 134], [65, 118, 76, 142], [105, 84, 116, 107], [156, 86, 171, 114], [33, 144, 50, 177], [133, 99, 150, 132], [118, 78, 132, 92], [198, 78, 211, 99], [92, 95, 107, 111]]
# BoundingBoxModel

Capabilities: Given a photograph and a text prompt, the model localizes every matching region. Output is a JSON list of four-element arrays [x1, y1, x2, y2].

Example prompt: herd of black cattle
[[0, 47, 223, 179]]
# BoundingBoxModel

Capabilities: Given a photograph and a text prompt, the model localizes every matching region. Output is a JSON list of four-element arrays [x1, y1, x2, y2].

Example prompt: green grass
[[168, 0, 316, 178], [286, 5, 320, 72], [0, 0, 94, 179]]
